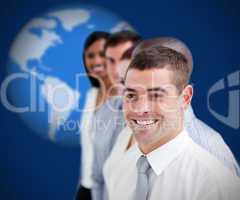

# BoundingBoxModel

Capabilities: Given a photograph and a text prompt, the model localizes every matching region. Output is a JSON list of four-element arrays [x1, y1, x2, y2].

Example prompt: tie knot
[[137, 155, 151, 174]]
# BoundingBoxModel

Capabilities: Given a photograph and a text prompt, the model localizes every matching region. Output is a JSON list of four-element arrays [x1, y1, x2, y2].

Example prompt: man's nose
[[134, 96, 151, 114], [115, 63, 121, 73]]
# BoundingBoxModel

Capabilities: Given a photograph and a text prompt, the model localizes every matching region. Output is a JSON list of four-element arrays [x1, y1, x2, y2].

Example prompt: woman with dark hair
[[83, 31, 112, 105], [77, 31, 111, 200]]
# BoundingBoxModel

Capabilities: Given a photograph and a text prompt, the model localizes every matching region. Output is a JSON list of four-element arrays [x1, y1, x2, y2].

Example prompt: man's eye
[[106, 58, 115, 65], [125, 93, 137, 101], [119, 78, 125, 85]]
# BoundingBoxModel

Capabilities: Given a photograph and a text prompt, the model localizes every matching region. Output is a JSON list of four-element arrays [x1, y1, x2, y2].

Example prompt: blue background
[[0, 0, 239, 199]]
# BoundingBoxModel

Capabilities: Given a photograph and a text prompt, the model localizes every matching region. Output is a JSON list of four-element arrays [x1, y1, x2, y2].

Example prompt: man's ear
[[181, 85, 193, 109]]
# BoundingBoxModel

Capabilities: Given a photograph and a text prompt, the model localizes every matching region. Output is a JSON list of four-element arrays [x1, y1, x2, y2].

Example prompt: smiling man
[[124, 67, 188, 153], [114, 46, 240, 200]]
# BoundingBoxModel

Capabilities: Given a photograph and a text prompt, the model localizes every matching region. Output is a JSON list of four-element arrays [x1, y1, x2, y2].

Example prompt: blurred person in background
[[91, 30, 142, 200], [76, 31, 111, 200]]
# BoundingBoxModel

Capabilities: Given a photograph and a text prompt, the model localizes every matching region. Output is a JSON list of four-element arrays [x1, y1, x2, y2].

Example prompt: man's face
[[123, 67, 191, 150], [119, 59, 131, 82], [115, 58, 131, 94], [105, 41, 133, 85]]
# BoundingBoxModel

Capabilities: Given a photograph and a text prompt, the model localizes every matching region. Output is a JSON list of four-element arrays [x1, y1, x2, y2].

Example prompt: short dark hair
[[83, 31, 110, 87], [133, 37, 193, 76], [120, 45, 137, 60], [127, 46, 191, 92], [104, 30, 141, 51]]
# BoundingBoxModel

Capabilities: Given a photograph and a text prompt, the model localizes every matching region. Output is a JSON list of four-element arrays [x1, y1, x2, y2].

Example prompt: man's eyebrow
[[123, 87, 137, 93], [147, 87, 167, 93]]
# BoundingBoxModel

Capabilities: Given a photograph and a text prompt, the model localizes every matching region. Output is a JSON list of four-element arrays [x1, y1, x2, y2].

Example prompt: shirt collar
[[136, 129, 189, 176]]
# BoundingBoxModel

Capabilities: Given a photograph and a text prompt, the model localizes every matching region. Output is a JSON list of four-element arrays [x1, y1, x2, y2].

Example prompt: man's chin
[[133, 127, 170, 146]]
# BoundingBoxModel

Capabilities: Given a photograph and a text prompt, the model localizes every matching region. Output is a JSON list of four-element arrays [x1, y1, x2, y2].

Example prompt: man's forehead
[[106, 41, 133, 55], [124, 84, 177, 93], [125, 67, 174, 83]]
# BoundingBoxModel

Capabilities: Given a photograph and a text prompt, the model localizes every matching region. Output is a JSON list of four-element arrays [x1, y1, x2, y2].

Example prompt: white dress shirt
[[105, 128, 240, 200], [92, 97, 239, 200], [79, 87, 98, 188]]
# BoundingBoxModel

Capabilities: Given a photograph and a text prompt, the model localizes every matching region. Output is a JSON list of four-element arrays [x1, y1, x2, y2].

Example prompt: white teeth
[[135, 120, 156, 125]]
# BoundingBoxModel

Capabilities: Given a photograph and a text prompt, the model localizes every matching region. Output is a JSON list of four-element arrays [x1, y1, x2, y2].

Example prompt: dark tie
[[133, 155, 151, 200]]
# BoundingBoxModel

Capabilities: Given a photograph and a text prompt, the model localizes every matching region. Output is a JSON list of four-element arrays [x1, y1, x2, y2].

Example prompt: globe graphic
[[6, 4, 134, 146]]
